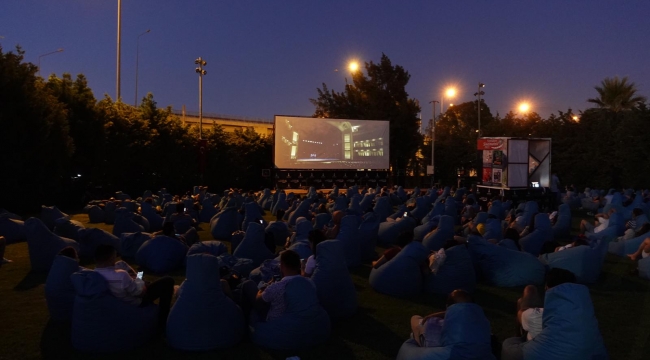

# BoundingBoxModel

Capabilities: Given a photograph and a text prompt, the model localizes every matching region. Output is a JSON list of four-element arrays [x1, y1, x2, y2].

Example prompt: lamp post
[[474, 82, 485, 136], [429, 100, 439, 187], [37, 48, 64, 76], [116, 0, 122, 100], [134, 29, 151, 106], [194, 57, 207, 139]]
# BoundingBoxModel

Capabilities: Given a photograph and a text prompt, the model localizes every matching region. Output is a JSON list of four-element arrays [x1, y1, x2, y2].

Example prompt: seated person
[[154, 221, 196, 246], [168, 202, 198, 229], [517, 213, 537, 238], [453, 223, 485, 244], [618, 208, 647, 241], [302, 230, 326, 277], [627, 236, 650, 263], [254, 250, 302, 321], [516, 285, 544, 341], [580, 208, 614, 235], [410, 289, 474, 347], [372, 230, 414, 269], [554, 237, 589, 252], [93, 244, 175, 327], [0, 236, 11, 268], [461, 198, 477, 224]]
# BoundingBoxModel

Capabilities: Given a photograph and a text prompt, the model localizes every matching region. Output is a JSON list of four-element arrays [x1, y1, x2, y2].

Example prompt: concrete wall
[[176, 111, 274, 137]]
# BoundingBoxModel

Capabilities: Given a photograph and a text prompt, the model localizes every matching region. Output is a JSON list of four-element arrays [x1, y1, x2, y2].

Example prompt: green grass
[[1, 212, 649, 360]]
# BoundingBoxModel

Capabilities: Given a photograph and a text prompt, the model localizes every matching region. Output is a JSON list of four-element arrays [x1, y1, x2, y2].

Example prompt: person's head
[[318, 203, 328, 214], [633, 208, 643, 218], [545, 268, 576, 290], [397, 230, 414, 248], [446, 289, 473, 308], [95, 244, 117, 267], [279, 249, 301, 276], [175, 202, 185, 214], [144, 197, 153, 204], [308, 229, 326, 255], [163, 221, 175, 237], [58, 246, 79, 261], [504, 228, 520, 242], [520, 285, 543, 308], [276, 209, 285, 221]]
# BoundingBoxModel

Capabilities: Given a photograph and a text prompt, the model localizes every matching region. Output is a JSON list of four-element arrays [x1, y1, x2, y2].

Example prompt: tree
[[587, 76, 646, 112], [311, 54, 422, 179]]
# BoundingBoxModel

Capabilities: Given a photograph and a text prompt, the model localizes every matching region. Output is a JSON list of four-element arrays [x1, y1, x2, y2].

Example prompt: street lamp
[[348, 61, 359, 72], [134, 29, 151, 106], [474, 82, 485, 136], [37, 48, 64, 76], [429, 100, 440, 186], [518, 102, 530, 113], [195, 57, 207, 139], [441, 87, 456, 114]]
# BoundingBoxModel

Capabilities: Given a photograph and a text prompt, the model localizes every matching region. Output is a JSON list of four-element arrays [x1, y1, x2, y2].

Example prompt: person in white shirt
[[517, 285, 544, 341], [580, 208, 615, 235], [302, 230, 326, 277], [94, 244, 175, 328]]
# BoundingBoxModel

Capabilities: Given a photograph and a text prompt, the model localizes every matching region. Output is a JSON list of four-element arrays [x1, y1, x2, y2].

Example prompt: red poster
[[477, 138, 506, 150], [482, 168, 493, 182]]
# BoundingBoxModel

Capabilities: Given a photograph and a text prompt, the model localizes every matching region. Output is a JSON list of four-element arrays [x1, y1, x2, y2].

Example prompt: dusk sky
[[2, 1, 648, 121]]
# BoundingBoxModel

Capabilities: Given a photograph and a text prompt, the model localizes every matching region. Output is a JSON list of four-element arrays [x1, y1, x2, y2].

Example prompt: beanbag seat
[[358, 193, 375, 212], [115, 191, 131, 201], [271, 192, 288, 216], [70, 270, 158, 353], [332, 196, 348, 212], [413, 219, 438, 243], [397, 303, 495, 360], [215, 253, 255, 278], [444, 199, 459, 225], [373, 196, 392, 222], [86, 205, 105, 224], [135, 235, 189, 274], [248, 259, 281, 283], [540, 237, 612, 284], [119, 232, 152, 259], [233, 222, 275, 268], [242, 201, 265, 231], [588, 211, 624, 243], [77, 228, 121, 262], [358, 212, 380, 261], [258, 189, 273, 210], [483, 218, 503, 241], [286, 199, 311, 227], [289, 217, 312, 244], [45, 255, 81, 322], [250, 276, 331, 350], [53, 218, 85, 241], [377, 216, 417, 246], [41, 205, 69, 230], [425, 245, 476, 295], [140, 202, 163, 232], [639, 257, 650, 280], [422, 215, 455, 251], [488, 200, 504, 220], [166, 254, 245, 350], [396, 186, 407, 203], [285, 241, 313, 260], [210, 206, 242, 241], [514, 201, 539, 232], [0, 215, 25, 243], [336, 215, 361, 268], [498, 238, 520, 251], [103, 201, 117, 224], [519, 213, 554, 256], [552, 204, 571, 240], [265, 221, 291, 246], [507, 283, 608, 360], [310, 240, 357, 319], [468, 236, 546, 287], [187, 241, 228, 258], [121, 200, 137, 213], [369, 241, 430, 297], [313, 213, 332, 230], [421, 201, 445, 225], [25, 217, 79, 273], [199, 199, 218, 223], [410, 196, 431, 220], [112, 209, 145, 237]]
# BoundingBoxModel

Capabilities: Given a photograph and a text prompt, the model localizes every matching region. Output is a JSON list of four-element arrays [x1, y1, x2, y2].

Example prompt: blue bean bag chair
[[103, 201, 117, 225], [498, 238, 520, 251], [119, 232, 152, 259], [336, 215, 361, 268], [140, 202, 163, 232], [552, 204, 571, 239], [70, 270, 158, 352], [310, 240, 357, 319], [313, 213, 332, 230], [250, 276, 331, 350], [444, 199, 459, 225], [199, 199, 218, 223], [332, 196, 349, 212], [358, 212, 380, 261], [288, 199, 312, 227], [414, 218, 438, 243], [359, 193, 375, 212], [187, 241, 228, 257], [53, 218, 85, 241], [77, 228, 121, 262], [112, 209, 145, 237], [422, 215, 455, 251], [396, 186, 407, 203], [514, 201, 539, 232], [233, 222, 275, 268], [289, 217, 312, 244], [135, 235, 188, 274], [25, 217, 79, 273], [242, 201, 264, 231], [483, 218, 503, 241], [373, 196, 392, 222], [369, 241, 429, 297], [45, 255, 81, 322], [86, 205, 105, 224], [258, 189, 272, 210], [425, 245, 476, 295], [488, 200, 503, 220], [166, 254, 245, 350], [265, 220, 291, 246], [397, 303, 495, 360], [472, 212, 488, 226], [271, 192, 289, 216], [519, 213, 554, 256], [540, 237, 612, 284], [588, 211, 625, 243], [608, 231, 647, 256], [41, 205, 69, 231], [421, 201, 445, 225], [0, 215, 25, 243], [285, 241, 313, 260], [468, 236, 546, 287], [512, 283, 608, 360], [410, 197, 432, 220], [210, 207, 242, 241], [377, 217, 417, 246]]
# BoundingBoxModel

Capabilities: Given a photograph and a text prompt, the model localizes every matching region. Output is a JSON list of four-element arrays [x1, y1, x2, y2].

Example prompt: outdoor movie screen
[[274, 116, 390, 170]]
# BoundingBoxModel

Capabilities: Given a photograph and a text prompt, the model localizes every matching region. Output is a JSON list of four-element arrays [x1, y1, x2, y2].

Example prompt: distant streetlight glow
[[348, 61, 359, 72], [572, 115, 579, 121], [446, 88, 456, 98], [519, 102, 530, 113]]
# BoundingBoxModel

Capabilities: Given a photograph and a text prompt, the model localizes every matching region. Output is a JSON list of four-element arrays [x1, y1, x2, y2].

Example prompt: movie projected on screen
[[274, 116, 390, 170]]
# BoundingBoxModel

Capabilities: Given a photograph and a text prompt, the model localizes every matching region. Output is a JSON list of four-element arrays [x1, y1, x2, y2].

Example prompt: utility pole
[[116, 0, 122, 100], [429, 100, 439, 187], [194, 57, 207, 139], [475, 82, 485, 137]]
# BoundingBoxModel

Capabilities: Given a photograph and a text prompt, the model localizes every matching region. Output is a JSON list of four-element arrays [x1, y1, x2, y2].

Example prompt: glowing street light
[[519, 102, 531, 113], [441, 87, 456, 113], [572, 115, 579, 121], [446, 88, 456, 98], [348, 61, 360, 72]]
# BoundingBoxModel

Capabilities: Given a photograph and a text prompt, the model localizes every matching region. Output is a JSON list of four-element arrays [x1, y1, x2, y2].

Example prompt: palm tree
[[587, 76, 646, 112]]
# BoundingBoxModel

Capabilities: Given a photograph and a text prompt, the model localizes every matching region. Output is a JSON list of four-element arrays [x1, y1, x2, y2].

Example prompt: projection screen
[[274, 116, 390, 170]]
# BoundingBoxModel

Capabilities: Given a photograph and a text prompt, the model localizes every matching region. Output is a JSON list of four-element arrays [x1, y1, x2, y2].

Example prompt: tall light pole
[[195, 57, 207, 139], [134, 29, 151, 106], [116, 0, 122, 101], [474, 82, 485, 136], [429, 100, 439, 187], [37, 48, 64, 76]]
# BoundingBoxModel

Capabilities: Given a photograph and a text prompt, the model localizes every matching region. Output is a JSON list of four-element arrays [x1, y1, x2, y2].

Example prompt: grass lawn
[[1, 211, 649, 360]]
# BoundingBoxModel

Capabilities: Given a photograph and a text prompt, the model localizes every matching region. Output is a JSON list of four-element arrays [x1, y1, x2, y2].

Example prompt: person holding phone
[[93, 244, 175, 328], [254, 250, 302, 321]]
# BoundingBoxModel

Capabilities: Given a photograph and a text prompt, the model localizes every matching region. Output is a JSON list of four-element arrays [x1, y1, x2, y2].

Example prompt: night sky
[[2, 1, 648, 121]]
